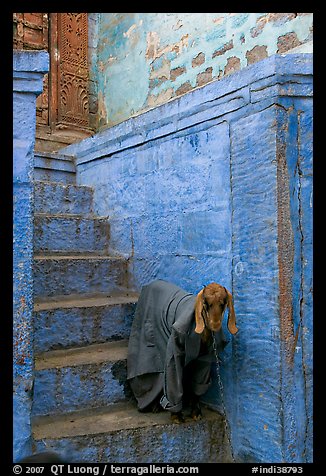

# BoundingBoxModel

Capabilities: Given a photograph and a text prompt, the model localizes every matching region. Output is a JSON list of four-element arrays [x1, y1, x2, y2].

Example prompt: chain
[[211, 330, 236, 462]]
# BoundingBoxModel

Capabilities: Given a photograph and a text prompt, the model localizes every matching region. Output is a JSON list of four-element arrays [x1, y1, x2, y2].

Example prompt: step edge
[[34, 213, 109, 220], [34, 292, 139, 311], [33, 254, 126, 260], [34, 151, 76, 161], [34, 179, 94, 191], [35, 340, 129, 370], [32, 403, 224, 440]]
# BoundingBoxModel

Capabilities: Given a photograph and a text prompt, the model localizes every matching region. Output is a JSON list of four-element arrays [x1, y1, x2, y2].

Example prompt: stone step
[[34, 152, 76, 184], [35, 127, 92, 154], [33, 341, 132, 417], [35, 340, 128, 370], [32, 402, 231, 463], [33, 254, 130, 298], [33, 291, 139, 353], [34, 213, 110, 254], [34, 181, 94, 216], [35, 137, 73, 154]]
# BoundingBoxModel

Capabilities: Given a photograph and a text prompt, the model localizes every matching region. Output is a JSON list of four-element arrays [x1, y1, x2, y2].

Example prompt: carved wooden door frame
[[49, 13, 90, 133]]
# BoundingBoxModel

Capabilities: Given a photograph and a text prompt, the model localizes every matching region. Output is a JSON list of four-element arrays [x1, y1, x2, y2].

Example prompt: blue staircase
[[31, 152, 231, 463]]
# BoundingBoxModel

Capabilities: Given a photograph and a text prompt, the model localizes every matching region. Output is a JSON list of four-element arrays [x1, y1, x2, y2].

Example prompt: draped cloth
[[127, 280, 228, 413]]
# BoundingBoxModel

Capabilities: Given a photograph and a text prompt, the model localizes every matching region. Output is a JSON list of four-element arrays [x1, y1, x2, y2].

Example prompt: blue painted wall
[[74, 122, 232, 294], [13, 51, 49, 462], [63, 53, 313, 462]]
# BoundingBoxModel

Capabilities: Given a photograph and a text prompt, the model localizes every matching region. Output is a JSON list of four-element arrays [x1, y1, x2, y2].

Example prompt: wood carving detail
[[13, 12, 91, 132], [57, 13, 89, 128]]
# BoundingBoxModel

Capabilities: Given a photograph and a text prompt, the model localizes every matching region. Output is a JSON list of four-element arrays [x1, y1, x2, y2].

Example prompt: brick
[[170, 66, 186, 82], [24, 13, 44, 26], [251, 13, 298, 38], [277, 32, 302, 53], [196, 67, 213, 87], [224, 56, 241, 76], [250, 14, 268, 38], [246, 45, 268, 65], [175, 81, 193, 96], [192, 52, 205, 68], [250, 26, 262, 38], [268, 13, 297, 25], [212, 40, 233, 58]]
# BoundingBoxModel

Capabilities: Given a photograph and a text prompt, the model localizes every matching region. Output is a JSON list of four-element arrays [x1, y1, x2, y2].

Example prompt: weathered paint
[[63, 54, 313, 462], [33, 256, 129, 298], [13, 50, 49, 462], [277, 98, 313, 463], [33, 301, 137, 353], [90, 13, 313, 128], [230, 106, 284, 461], [32, 359, 130, 416], [34, 214, 110, 254], [34, 181, 94, 216]]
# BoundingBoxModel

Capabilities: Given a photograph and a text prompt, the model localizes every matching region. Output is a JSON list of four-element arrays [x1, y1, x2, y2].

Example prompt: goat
[[127, 280, 238, 424]]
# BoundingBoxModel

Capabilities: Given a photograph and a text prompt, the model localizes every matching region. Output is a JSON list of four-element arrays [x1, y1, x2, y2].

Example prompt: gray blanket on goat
[[127, 279, 228, 413]]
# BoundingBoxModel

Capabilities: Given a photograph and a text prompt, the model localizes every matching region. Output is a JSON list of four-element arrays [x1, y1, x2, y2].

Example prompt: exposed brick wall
[[92, 12, 313, 129], [13, 13, 50, 126], [13, 13, 48, 50]]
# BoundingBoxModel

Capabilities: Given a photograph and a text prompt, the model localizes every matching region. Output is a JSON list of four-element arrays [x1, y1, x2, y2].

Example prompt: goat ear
[[226, 289, 238, 335], [194, 289, 205, 334]]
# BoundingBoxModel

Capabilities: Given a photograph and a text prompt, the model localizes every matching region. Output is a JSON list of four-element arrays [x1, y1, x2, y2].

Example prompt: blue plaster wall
[[13, 50, 49, 462], [63, 54, 313, 463], [75, 122, 232, 294], [276, 97, 313, 463]]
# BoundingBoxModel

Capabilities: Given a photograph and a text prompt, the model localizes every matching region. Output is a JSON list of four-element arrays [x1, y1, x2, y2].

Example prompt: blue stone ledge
[[13, 49, 49, 463], [13, 50, 49, 94], [62, 54, 312, 166]]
